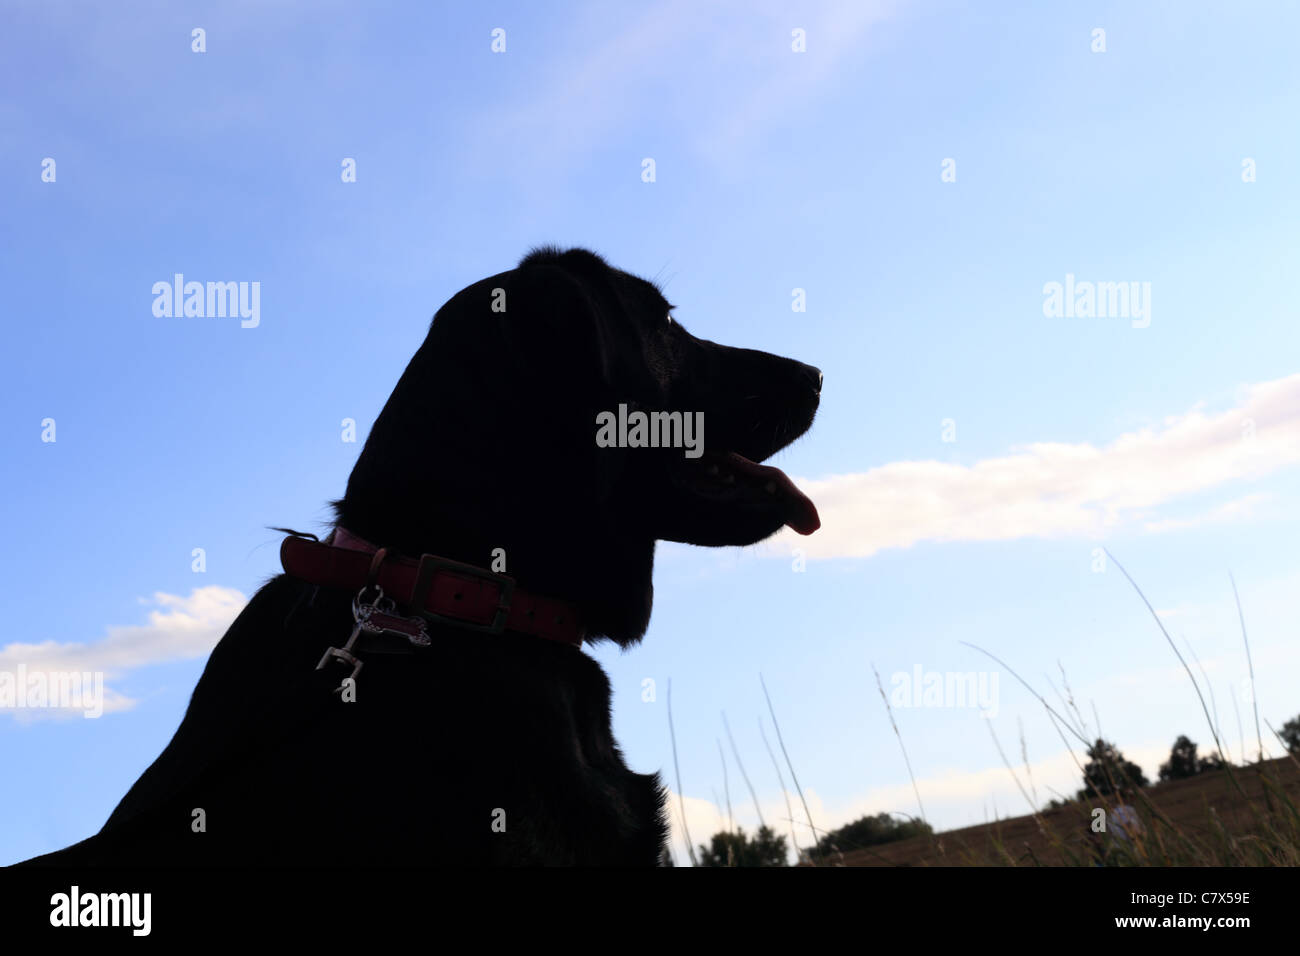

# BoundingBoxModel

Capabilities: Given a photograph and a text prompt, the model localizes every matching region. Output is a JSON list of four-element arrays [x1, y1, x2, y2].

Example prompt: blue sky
[[3, 0, 1300, 865]]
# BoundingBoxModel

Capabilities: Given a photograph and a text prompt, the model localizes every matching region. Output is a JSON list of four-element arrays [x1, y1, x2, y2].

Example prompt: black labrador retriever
[[21, 247, 820, 866]]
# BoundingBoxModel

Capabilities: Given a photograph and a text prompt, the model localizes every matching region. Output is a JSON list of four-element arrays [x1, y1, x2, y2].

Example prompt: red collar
[[280, 528, 584, 647]]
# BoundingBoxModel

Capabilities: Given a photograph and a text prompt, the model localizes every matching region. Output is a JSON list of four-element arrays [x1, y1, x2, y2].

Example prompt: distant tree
[[1159, 735, 1200, 781], [697, 825, 788, 867], [1198, 751, 1226, 773], [811, 812, 933, 859], [1077, 739, 1149, 800], [1157, 735, 1223, 780], [1280, 715, 1300, 756]]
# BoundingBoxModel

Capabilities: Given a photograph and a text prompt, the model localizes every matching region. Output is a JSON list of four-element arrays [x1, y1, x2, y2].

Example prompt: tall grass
[[886, 560, 1300, 866], [677, 562, 1299, 866]]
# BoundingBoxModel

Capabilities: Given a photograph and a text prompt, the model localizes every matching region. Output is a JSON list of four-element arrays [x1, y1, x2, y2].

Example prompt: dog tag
[[315, 588, 432, 692], [354, 604, 432, 647]]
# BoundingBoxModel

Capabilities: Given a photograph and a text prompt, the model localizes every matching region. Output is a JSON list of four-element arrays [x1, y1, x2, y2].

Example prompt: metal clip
[[315, 585, 431, 693], [316, 622, 365, 692]]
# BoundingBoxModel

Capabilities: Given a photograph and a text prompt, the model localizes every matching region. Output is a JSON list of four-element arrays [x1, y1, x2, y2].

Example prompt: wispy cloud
[[1141, 493, 1270, 534], [1, 587, 245, 721], [769, 374, 1300, 560], [696, 0, 897, 161], [471, 0, 897, 179]]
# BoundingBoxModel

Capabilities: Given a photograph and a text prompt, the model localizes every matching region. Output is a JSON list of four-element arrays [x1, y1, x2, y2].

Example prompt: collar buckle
[[409, 553, 516, 634]]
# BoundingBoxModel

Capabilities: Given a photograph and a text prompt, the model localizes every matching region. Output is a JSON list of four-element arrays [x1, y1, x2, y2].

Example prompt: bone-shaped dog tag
[[355, 605, 431, 647]]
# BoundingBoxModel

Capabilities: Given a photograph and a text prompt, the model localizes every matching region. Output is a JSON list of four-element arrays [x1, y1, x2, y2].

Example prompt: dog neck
[[279, 527, 587, 647], [333, 485, 656, 647]]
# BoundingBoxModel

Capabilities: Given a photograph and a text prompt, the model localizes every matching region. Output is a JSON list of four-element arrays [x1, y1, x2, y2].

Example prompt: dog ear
[[496, 254, 619, 391]]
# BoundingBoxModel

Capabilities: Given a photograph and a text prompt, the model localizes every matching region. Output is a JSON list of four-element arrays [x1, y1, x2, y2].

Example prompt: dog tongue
[[722, 451, 820, 535]]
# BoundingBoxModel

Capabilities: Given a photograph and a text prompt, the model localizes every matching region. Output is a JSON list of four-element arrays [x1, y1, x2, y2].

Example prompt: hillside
[[815, 755, 1300, 866]]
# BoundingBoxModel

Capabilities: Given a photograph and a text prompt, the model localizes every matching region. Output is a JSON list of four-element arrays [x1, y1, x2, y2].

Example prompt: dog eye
[[666, 313, 675, 325]]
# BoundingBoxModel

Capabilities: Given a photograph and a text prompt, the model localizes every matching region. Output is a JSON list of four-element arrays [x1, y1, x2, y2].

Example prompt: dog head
[[337, 246, 820, 646]]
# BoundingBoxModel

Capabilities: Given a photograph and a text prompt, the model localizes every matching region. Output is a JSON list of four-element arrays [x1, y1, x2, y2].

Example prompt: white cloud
[[1142, 493, 1270, 533], [768, 373, 1300, 560], [0, 587, 245, 722]]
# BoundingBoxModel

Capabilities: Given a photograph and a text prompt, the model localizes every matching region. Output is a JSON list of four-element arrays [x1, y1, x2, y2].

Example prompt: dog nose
[[798, 363, 823, 394]]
